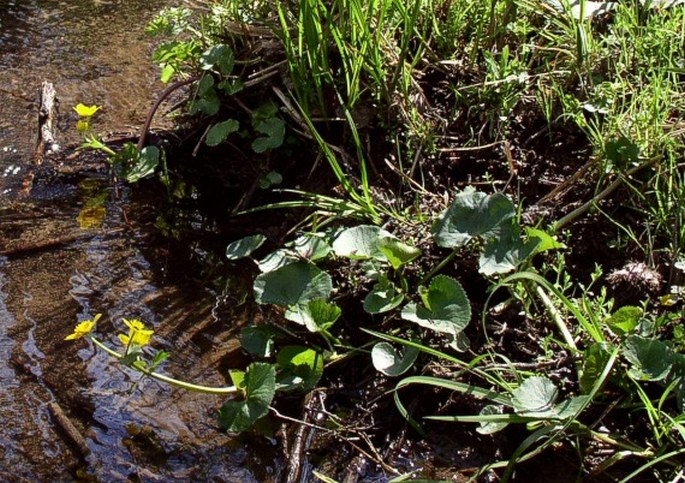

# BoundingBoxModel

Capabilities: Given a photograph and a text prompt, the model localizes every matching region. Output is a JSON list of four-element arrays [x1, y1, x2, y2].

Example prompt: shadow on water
[[0, 1, 280, 481]]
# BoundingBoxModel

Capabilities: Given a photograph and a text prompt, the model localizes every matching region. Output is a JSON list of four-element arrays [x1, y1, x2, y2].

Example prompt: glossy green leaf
[[289, 234, 331, 261], [253, 261, 332, 306], [226, 234, 266, 260], [126, 146, 159, 183], [332, 225, 393, 261], [526, 227, 566, 253], [200, 44, 234, 76], [432, 187, 515, 248], [284, 299, 341, 332], [476, 405, 509, 434], [363, 277, 404, 314], [276, 346, 323, 392], [605, 306, 642, 336], [401, 275, 471, 336], [512, 376, 559, 416], [371, 342, 419, 377], [379, 236, 421, 270], [219, 362, 276, 432], [206, 119, 239, 147]]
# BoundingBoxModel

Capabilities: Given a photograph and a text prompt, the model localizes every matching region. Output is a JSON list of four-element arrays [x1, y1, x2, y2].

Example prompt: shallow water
[[0, 2, 277, 480]]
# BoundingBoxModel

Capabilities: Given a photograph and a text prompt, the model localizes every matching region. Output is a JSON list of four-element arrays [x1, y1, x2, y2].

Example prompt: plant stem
[[89, 336, 239, 395], [420, 248, 459, 285]]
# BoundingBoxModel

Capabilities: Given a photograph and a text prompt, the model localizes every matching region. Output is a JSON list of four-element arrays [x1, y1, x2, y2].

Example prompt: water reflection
[[0, 1, 275, 480]]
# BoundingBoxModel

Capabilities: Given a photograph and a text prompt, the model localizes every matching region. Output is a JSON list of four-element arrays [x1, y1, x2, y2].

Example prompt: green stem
[[420, 248, 459, 285], [89, 336, 239, 395]]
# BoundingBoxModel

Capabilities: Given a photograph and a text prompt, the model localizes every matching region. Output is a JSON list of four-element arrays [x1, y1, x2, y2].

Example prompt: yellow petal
[[123, 318, 146, 331], [118, 333, 130, 346], [73, 103, 101, 117], [130, 328, 154, 347], [64, 316, 99, 340]]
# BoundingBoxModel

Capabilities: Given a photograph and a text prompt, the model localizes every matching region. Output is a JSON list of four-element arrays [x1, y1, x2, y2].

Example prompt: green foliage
[[218, 362, 276, 432], [225, 234, 267, 260], [371, 342, 419, 377], [401, 275, 471, 340], [276, 346, 324, 392], [253, 261, 332, 306], [206, 119, 240, 147]]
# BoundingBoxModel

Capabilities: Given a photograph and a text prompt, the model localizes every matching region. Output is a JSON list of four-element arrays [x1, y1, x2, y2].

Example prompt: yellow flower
[[118, 318, 154, 347], [65, 314, 101, 340], [73, 103, 101, 118]]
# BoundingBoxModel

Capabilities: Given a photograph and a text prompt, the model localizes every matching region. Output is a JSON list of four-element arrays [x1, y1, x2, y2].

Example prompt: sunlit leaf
[[285, 298, 341, 332], [401, 275, 471, 336], [200, 44, 235, 76], [276, 346, 323, 392], [379, 236, 421, 270], [219, 362, 276, 432], [623, 335, 674, 381], [253, 261, 332, 306], [371, 342, 418, 376], [225, 234, 266, 260], [363, 277, 404, 314], [432, 187, 515, 248], [479, 220, 538, 275], [604, 306, 642, 336], [512, 376, 559, 416], [476, 405, 509, 434], [126, 146, 160, 183], [333, 225, 393, 261]]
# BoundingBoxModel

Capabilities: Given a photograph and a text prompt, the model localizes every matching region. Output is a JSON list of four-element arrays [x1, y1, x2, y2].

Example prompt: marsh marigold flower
[[65, 314, 101, 340], [118, 318, 154, 347]]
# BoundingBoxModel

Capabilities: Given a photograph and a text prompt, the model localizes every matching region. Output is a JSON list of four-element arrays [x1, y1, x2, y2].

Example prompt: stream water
[[0, 1, 277, 480]]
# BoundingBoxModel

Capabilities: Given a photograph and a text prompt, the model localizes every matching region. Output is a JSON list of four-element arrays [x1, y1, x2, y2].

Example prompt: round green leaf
[[476, 405, 509, 434], [284, 299, 341, 332], [332, 225, 393, 261], [378, 236, 421, 270], [512, 376, 559, 416], [276, 346, 324, 392], [431, 187, 515, 248], [218, 362, 276, 432], [401, 275, 471, 335], [226, 234, 266, 260], [206, 119, 239, 147], [363, 277, 404, 314], [253, 261, 332, 306], [371, 342, 419, 377]]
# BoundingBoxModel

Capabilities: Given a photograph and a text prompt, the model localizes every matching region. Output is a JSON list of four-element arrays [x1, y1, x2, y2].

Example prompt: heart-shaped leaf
[[284, 299, 341, 333], [226, 234, 266, 260], [126, 146, 160, 183], [371, 342, 419, 376], [479, 220, 538, 275], [432, 187, 515, 248], [333, 225, 394, 261], [206, 119, 239, 147], [379, 236, 421, 270], [401, 275, 471, 336], [363, 276, 404, 314], [276, 346, 323, 392], [200, 44, 235, 75], [476, 405, 509, 434], [254, 261, 332, 306], [623, 335, 675, 381], [219, 362, 276, 432], [512, 376, 559, 416], [252, 117, 285, 153], [605, 306, 642, 336]]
